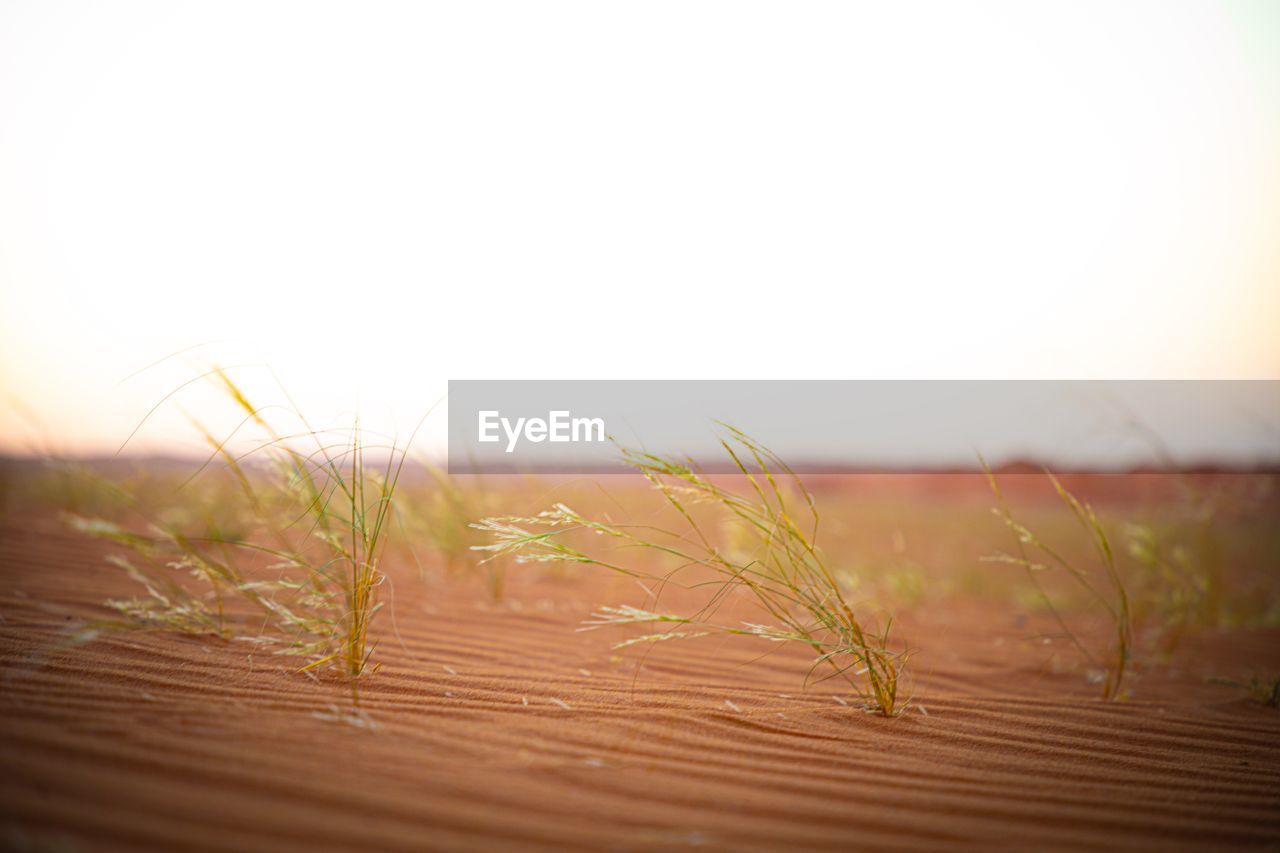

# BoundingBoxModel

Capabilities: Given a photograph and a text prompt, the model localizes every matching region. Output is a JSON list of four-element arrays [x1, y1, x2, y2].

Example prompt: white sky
[[1, 1, 1278, 456]]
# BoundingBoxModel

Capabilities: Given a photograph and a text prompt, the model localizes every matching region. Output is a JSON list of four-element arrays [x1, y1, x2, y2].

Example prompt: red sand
[[2, 515, 1278, 851]]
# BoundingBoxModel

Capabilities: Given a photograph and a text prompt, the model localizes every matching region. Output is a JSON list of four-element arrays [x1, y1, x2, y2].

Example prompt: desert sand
[[2, 508, 1278, 852]]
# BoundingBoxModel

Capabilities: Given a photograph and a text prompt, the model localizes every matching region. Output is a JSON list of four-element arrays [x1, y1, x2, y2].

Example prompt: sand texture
[[2, 516, 1278, 851]]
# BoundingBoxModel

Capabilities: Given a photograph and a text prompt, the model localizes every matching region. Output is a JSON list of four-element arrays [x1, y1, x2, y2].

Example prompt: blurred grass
[[6, 450, 1277, 702]]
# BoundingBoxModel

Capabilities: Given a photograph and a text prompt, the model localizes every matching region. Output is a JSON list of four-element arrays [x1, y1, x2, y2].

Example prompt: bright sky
[[1, 1, 1278, 456]]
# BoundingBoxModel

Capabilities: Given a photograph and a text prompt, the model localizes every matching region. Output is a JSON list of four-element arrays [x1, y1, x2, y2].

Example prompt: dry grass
[[69, 370, 412, 696], [472, 428, 910, 716], [1210, 674, 1280, 707], [399, 463, 508, 600], [984, 462, 1133, 701]]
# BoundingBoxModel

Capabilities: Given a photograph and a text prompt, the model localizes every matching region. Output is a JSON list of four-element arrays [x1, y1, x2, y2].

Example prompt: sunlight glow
[[1, 1, 1278, 455]]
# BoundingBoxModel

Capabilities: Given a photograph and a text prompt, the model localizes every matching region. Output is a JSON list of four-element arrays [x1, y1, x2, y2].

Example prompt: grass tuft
[[69, 369, 412, 698], [1210, 674, 1280, 708], [472, 428, 910, 716], [983, 460, 1133, 701]]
